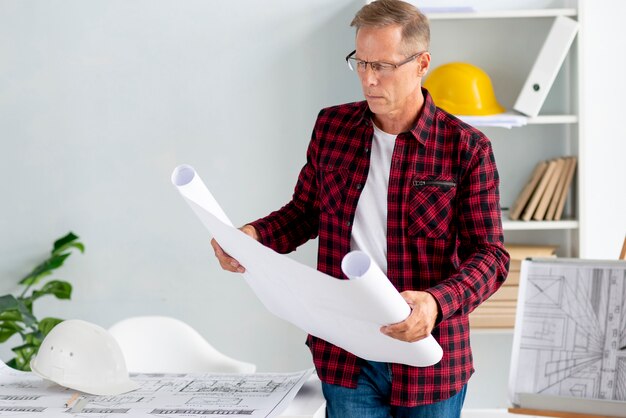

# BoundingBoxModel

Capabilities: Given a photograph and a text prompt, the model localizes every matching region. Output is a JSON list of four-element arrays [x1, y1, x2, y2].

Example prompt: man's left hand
[[380, 291, 439, 342]]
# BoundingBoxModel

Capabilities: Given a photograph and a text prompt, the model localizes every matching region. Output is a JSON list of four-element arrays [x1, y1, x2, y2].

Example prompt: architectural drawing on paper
[[0, 395, 42, 401], [0, 363, 312, 417], [89, 395, 155, 408], [150, 408, 254, 415], [0, 406, 46, 412], [181, 375, 301, 394], [187, 396, 242, 406], [132, 378, 191, 393], [512, 261, 626, 403], [0, 380, 45, 390], [70, 407, 130, 414]]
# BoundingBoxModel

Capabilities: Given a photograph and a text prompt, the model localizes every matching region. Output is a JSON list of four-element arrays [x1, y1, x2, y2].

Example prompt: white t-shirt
[[350, 122, 397, 275]]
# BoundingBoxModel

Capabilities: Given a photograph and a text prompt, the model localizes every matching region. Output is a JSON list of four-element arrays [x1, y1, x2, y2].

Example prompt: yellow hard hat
[[424, 62, 505, 116]]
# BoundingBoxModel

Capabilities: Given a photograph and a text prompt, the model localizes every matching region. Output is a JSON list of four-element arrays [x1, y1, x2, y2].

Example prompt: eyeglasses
[[345, 50, 426, 76]]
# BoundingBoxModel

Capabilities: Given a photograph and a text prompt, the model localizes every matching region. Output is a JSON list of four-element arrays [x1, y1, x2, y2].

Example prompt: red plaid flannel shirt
[[250, 89, 510, 406]]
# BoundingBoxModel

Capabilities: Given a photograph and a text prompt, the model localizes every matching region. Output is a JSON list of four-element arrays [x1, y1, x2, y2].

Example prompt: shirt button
[[364, 147, 370, 153], [346, 221, 352, 227], [356, 183, 362, 190]]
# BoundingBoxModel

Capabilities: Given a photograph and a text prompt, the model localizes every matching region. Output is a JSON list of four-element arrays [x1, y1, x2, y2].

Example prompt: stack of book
[[509, 156, 577, 221], [469, 244, 557, 329]]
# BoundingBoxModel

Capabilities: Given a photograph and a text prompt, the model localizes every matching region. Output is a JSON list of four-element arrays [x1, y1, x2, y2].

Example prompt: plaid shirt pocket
[[408, 178, 457, 239]]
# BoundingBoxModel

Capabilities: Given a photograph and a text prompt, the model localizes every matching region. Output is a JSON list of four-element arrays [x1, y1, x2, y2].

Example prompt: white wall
[[579, 0, 626, 259], [0, 0, 362, 372]]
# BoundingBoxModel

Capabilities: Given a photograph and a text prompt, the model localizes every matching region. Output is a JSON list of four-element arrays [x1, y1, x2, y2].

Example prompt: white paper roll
[[342, 250, 444, 366]]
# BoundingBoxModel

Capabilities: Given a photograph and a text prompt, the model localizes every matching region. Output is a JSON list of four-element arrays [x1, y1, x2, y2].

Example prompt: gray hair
[[351, 0, 430, 54]]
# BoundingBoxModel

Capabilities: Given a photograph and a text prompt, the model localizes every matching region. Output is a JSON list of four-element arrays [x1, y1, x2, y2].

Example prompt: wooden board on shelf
[[487, 285, 519, 302], [506, 244, 559, 262], [506, 271, 520, 285], [469, 313, 516, 328]]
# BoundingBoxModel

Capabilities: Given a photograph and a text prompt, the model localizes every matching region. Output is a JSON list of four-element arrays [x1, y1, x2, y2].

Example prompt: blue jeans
[[322, 360, 467, 418]]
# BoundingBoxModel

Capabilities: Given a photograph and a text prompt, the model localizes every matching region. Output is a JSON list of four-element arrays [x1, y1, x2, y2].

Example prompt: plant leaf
[[15, 300, 37, 328], [52, 232, 84, 255], [38, 318, 64, 337], [0, 295, 19, 311], [0, 310, 23, 321], [24, 330, 43, 346], [0, 321, 23, 343], [11, 343, 37, 371], [19, 253, 70, 286], [32, 280, 72, 301], [6, 358, 19, 370]]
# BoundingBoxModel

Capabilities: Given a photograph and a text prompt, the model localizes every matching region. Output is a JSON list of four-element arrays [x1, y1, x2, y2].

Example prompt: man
[[212, 0, 509, 416]]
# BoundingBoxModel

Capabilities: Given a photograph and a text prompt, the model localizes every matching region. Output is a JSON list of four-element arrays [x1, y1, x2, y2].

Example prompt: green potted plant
[[0, 232, 84, 371]]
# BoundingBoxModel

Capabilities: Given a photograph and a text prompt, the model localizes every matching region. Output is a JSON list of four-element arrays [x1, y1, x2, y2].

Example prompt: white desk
[[280, 376, 326, 418], [461, 409, 552, 418]]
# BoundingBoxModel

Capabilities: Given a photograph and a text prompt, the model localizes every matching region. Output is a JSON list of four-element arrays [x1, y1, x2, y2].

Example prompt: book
[[545, 157, 574, 220], [521, 159, 558, 221], [509, 160, 548, 220], [533, 158, 565, 220], [554, 156, 578, 220]]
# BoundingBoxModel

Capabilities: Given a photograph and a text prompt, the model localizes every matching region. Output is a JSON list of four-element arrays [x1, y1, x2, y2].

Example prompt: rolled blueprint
[[172, 164, 444, 367], [342, 251, 443, 366], [171, 164, 233, 227]]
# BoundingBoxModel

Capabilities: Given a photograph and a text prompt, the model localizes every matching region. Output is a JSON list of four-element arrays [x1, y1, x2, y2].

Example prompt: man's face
[[354, 25, 427, 119]]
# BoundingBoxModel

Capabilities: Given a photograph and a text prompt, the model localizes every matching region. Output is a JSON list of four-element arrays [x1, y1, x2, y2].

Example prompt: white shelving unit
[[421, 0, 582, 408], [425, 0, 582, 258], [426, 8, 576, 20], [362, 0, 583, 407]]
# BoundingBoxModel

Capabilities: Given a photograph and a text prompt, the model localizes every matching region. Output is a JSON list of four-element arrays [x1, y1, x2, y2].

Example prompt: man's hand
[[380, 291, 439, 343], [210, 224, 259, 273]]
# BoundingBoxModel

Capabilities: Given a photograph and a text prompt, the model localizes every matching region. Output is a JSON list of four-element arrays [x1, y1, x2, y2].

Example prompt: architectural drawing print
[[181, 375, 300, 395], [512, 261, 626, 403], [0, 363, 312, 417], [88, 395, 155, 408], [0, 395, 42, 401], [150, 408, 254, 415], [186, 396, 242, 406]]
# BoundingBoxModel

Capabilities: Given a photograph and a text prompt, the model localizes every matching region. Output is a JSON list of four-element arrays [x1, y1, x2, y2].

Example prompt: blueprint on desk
[[0, 361, 312, 417], [509, 258, 626, 409]]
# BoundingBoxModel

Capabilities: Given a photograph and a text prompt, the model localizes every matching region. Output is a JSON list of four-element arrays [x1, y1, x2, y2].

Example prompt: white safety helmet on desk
[[30, 319, 139, 395]]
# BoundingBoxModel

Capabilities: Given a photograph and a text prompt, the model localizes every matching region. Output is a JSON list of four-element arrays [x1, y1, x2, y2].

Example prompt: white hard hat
[[30, 319, 140, 395]]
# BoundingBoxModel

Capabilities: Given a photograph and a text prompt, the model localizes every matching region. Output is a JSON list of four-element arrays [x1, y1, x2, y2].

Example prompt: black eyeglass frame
[[345, 50, 427, 73]]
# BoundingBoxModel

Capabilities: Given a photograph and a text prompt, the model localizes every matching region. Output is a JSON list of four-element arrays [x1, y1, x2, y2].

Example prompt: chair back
[[109, 316, 256, 374]]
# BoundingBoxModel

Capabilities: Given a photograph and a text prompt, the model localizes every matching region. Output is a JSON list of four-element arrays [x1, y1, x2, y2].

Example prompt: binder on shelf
[[521, 159, 558, 222], [554, 156, 577, 221], [513, 16, 579, 117], [532, 157, 565, 220], [509, 160, 548, 220]]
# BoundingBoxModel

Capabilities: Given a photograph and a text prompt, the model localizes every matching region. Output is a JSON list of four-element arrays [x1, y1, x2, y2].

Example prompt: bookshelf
[[419, 0, 583, 408], [422, 1, 581, 259], [360, 0, 584, 408], [425, 8, 577, 20]]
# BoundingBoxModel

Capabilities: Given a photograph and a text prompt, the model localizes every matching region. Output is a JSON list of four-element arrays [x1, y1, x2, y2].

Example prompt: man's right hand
[[210, 224, 260, 273]]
